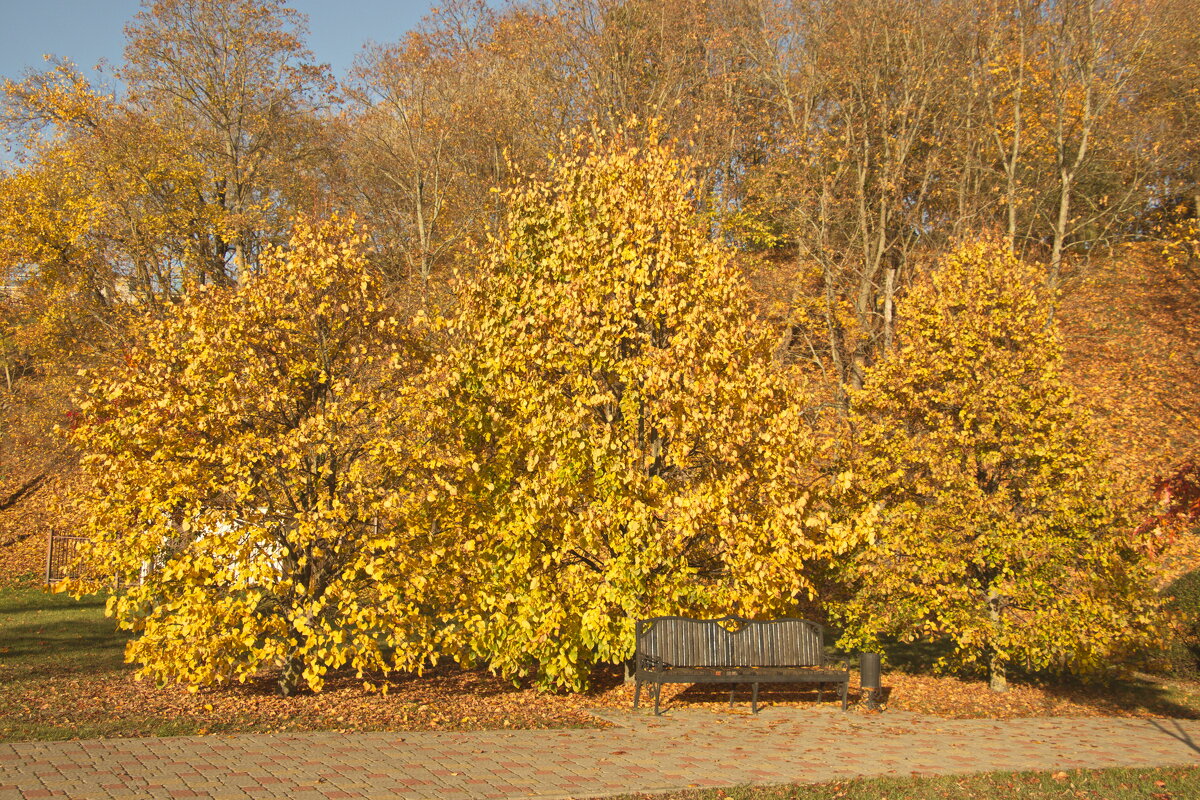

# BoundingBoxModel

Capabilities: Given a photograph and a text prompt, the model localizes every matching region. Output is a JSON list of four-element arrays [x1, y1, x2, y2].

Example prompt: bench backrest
[[636, 616, 826, 668]]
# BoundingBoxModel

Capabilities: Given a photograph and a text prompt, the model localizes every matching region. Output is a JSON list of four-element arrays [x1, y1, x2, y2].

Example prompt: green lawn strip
[[613, 766, 1199, 799], [0, 585, 128, 683]]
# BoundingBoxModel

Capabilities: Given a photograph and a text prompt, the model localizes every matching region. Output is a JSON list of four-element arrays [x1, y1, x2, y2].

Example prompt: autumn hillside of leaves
[[0, 366, 79, 586], [1059, 246, 1200, 482], [1056, 246, 1200, 582]]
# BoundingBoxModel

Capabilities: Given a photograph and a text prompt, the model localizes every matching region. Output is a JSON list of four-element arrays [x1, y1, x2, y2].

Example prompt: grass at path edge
[[614, 765, 1199, 799]]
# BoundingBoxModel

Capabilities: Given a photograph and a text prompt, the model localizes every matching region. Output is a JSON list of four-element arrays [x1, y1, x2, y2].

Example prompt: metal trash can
[[860, 652, 882, 710]]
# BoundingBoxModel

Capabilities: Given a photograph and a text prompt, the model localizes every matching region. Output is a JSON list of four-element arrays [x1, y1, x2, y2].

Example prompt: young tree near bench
[[836, 240, 1160, 691], [427, 124, 862, 691]]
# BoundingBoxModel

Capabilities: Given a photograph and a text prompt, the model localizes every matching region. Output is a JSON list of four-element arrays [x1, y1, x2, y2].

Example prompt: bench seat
[[633, 616, 850, 715]]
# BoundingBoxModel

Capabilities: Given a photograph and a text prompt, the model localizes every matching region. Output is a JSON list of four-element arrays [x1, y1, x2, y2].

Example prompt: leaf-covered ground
[[873, 671, 1200, 720], [4, 586, 1200, 743], [0, 588, 608, 741]]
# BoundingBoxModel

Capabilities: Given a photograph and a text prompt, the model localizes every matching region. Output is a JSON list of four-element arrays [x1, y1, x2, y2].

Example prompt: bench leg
[[839, 680, 849, 711], [817, 684, 823, 704], [751, 682, 759, 714], [729, 684, 735, 708], [653, 681, 662, 716], [633, 678, 641, 709]]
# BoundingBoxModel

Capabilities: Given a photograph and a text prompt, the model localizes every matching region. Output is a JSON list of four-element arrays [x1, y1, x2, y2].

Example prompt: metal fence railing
[[44, 531, 89, 585]]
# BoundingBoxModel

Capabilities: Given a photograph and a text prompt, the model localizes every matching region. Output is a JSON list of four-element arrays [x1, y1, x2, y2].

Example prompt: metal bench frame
[[633, 615, 850, 715]]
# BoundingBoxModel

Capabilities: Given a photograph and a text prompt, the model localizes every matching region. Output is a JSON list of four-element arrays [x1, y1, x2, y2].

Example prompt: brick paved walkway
[[2, 707, 1199, 799]]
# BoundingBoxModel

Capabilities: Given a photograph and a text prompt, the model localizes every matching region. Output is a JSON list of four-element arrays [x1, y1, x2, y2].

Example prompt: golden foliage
[[65, 216, 440, 695], [838, 239, 1160, 684], [426, 126, 862, 689]]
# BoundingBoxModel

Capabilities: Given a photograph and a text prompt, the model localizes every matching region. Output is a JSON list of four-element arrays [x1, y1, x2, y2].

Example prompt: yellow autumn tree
[[427, 126, 862, 690], [66, 216, 442, 695], [837, 239, 1160, 691]]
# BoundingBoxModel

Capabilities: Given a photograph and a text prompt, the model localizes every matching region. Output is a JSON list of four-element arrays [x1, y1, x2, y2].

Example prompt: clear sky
[[0, 0, 439, 87]]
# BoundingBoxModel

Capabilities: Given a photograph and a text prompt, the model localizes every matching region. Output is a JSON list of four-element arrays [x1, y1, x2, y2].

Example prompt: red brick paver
[[1, 707, 1198, 799]]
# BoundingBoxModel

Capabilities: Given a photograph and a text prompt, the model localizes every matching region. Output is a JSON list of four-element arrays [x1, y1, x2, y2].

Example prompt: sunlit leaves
[[65, 216, 439, 695], [428, 125, 860, 689], [836, 239, 1160, 688]]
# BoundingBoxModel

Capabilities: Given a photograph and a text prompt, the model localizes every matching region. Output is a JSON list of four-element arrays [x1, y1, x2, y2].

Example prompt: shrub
[[427, 126, 860, 690], [67, 217, 441, 695], [1162, 570, 1200, 675]]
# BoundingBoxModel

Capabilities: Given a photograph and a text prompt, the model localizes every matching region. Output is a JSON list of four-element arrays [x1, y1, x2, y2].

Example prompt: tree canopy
[[0, 0, 1185, 695], [424, 127, 861, 689], [66, 216, 440, 696], [837, 240, 1159, 691]]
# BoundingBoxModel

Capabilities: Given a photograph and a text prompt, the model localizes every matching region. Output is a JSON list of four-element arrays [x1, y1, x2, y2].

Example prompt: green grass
[[0, 585, 128, 681], [0, 715, 241, 743], [614, 766, 1200, 799], [0, 585, 234, 740]]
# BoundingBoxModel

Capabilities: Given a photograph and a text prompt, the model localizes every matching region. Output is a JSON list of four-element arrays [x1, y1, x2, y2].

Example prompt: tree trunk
[[822, 258, 849, 413], [989, 650, 1009, 693], [882, 265, 897, 351], [1005, 8, 1026, 248], [234, 240, 247, 282], [1049, 169, 1071, 292], [277, 651, 306, 697], [987, 587, 1008, 692]]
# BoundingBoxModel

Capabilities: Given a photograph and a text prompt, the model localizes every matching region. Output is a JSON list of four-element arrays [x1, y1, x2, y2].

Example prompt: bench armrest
[[637, 654, 667, 672]]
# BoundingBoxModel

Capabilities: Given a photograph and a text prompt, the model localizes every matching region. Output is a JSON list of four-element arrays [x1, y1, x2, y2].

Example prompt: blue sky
[[0, 0, 439, 86]]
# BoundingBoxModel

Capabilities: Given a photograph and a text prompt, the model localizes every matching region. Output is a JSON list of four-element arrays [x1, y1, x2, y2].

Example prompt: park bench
[[633, 615, 849, 715]]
